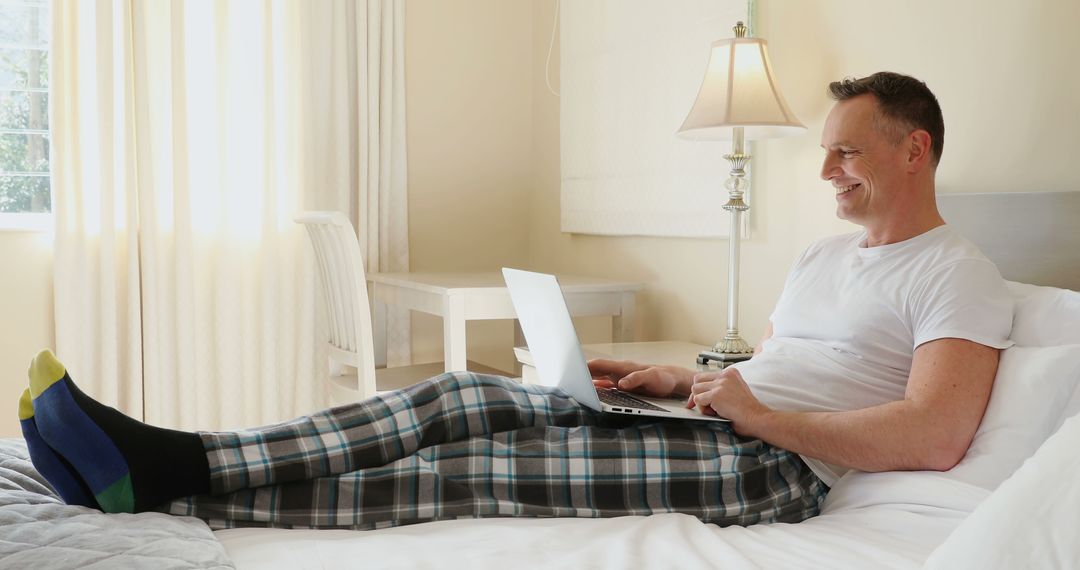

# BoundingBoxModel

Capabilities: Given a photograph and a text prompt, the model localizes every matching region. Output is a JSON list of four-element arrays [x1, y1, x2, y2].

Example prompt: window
[[0, 0, 49, 230]]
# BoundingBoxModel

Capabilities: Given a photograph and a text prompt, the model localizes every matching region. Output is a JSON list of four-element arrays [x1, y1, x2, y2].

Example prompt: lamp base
[[696, 350, 753, 366], [697, 332, 754, 366]]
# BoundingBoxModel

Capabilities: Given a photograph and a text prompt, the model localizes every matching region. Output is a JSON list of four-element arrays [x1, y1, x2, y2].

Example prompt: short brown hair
[[828, 72, 944, 166]]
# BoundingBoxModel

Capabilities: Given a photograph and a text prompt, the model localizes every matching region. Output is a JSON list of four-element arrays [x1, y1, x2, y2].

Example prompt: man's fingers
[[689, 379, 713, 395], [592, 378, 616, 389], [692, 371, 724, 384], [691, 387, 721, 412], [587, 358, 624, 372], [587, 358, 646, 378], [616, 370, 646, 391], [588, 359, 621, 380]]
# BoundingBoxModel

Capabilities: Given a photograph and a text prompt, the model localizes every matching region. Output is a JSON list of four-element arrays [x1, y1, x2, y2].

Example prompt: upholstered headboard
[[937, 191, 1080, 291]]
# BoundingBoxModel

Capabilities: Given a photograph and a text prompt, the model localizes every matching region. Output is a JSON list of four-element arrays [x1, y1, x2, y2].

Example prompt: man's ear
[[906, 129, 933, 171]]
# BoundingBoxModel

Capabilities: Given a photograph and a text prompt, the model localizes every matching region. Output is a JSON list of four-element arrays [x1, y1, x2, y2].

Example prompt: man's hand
[[686, 367, 770, 430], [588, 359, 696, 398]]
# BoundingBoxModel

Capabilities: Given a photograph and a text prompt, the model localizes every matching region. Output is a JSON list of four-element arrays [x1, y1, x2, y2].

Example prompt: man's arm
[[691, 338, 1000, 472]]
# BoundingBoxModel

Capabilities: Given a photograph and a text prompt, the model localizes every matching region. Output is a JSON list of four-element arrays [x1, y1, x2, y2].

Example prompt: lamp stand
[[698, 126, 755, 367]]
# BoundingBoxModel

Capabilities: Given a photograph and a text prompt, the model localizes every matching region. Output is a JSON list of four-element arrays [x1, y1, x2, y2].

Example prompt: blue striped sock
[[18, 389, 100, 509]]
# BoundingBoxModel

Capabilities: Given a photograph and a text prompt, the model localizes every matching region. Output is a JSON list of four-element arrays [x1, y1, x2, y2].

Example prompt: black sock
[[30, 349, 211, 513]]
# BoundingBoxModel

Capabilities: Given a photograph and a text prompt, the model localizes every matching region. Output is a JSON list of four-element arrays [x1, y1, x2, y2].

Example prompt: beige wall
[[404, 0, 535, 371], [0, 232, 55, 437], [527, 0, 1080, 351]]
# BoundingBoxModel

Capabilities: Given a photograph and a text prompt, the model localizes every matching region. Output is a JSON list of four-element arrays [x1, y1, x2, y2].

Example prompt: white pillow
[[943, 344, 1080, 491], [1006, 281, 1080, 346], [923, 410, 1080, 569], [823, 344, 1080, 517]]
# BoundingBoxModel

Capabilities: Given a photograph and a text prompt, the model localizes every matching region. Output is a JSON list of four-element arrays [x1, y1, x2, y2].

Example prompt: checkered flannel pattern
[[161, 373, 827, 530]]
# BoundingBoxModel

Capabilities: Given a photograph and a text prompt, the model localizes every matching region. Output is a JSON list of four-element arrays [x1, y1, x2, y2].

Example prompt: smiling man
[[594, 72, 1015, 487], [823, 74, 947, 246]]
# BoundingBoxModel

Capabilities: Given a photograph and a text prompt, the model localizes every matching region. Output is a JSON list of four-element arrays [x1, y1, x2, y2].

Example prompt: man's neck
[[863, 217, 945, 247], [863, 185, 945, 247]]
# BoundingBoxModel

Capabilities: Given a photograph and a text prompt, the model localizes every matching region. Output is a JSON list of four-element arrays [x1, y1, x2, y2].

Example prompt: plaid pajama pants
[[161, 372, 828, 530]]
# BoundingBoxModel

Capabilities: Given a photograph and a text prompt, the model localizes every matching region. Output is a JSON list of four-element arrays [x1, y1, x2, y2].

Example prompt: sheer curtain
[[50, 0, 408, 429]]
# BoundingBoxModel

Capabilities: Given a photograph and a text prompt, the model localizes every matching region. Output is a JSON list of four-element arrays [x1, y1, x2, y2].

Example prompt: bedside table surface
[[514, 341, 710, 369]]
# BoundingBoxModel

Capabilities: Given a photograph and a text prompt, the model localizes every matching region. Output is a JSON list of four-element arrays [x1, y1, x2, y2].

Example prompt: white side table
[[369, 271, 641, 373], [514, 341, 720, 385]]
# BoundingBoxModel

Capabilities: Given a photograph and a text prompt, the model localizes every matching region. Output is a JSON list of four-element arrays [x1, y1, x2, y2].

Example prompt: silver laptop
[[503, 268, 728, 422]]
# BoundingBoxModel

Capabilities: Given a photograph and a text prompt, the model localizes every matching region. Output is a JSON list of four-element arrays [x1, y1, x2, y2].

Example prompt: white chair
[[295, 211, 506, 404]]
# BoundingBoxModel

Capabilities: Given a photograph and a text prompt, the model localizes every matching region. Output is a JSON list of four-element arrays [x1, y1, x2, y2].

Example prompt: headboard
[[936, 191, 1080, 291]]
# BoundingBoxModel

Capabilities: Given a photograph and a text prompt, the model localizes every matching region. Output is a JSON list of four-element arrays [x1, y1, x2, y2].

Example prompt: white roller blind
[[560, 0, 749, 237]]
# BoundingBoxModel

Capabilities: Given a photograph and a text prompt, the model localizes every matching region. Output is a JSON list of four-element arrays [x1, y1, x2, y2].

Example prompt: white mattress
[[216, 469, 985, 569]]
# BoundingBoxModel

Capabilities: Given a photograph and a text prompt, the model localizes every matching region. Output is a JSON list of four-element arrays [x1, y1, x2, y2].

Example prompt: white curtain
[[303, 1, 411, 368], [51, 0, 408, 430], [357, 0, 411, 368]]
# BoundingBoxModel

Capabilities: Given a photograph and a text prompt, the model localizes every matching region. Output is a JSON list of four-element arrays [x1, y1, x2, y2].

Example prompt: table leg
[[443, 295, 467, 372], [371, 282, 388, 368], [612, 291, 636, 342]]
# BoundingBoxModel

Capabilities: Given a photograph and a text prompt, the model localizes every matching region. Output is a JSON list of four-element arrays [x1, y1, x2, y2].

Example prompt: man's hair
[[827, 72, 944, 167]]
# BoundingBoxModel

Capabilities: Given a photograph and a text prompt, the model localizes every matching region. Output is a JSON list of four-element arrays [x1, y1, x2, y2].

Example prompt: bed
[[3, 191, 1079, 569]]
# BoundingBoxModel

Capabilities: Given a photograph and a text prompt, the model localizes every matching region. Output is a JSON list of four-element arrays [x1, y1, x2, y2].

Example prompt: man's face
[[819, 94, 909, 229]]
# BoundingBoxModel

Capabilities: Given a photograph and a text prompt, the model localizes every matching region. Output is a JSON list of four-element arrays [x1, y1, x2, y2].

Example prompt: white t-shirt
[[732, 225, 1014, 486]]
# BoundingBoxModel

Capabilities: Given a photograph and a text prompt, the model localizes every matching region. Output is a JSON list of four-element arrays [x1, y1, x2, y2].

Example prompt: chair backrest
[[295, 211, 378, 397]]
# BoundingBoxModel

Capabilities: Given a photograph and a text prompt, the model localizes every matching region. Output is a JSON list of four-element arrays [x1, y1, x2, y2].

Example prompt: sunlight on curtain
[[51, 0, 144, 416], [127, 0, 322, 429], [51, 0, 409, 429]]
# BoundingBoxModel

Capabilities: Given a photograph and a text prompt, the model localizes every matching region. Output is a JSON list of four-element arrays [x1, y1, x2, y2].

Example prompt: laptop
[[502, 268, 728, 422]]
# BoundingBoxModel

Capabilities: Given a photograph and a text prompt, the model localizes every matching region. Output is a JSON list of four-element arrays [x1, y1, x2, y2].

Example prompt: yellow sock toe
[[28, 349, 67, 398], [18, 389, 33, 421]]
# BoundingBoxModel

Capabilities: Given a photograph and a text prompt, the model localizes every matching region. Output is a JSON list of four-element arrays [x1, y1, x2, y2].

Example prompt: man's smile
[[835, 183, 862, 195]]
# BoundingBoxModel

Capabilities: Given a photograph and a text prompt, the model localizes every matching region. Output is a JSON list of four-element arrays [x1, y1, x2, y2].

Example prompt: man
[[592, 71, 1013, 486], [20, 72, 1012, 530]]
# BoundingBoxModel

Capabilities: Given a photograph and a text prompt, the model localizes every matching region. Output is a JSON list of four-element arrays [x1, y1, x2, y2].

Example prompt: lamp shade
[[678, 36, 804, 141]]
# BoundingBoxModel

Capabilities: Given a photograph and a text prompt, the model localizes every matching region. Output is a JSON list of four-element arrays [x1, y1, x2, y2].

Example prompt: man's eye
[[841, 150, 858, 158]]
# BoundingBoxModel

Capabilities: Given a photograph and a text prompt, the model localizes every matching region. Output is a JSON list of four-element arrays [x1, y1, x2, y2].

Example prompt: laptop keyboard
[[596, 389, 669, 412]]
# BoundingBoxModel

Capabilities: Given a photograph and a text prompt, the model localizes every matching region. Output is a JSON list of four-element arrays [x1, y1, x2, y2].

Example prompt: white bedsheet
[[216, 469, 984, 569]]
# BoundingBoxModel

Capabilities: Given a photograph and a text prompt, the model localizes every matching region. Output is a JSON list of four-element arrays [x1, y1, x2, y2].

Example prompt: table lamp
[[677, 21, 805, 365]]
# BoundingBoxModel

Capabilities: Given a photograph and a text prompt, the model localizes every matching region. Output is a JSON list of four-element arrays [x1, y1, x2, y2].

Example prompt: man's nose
[[820, 154, 841, 181]]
